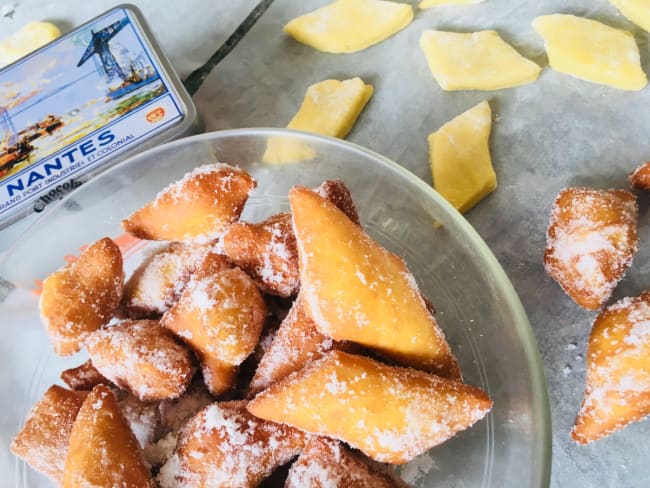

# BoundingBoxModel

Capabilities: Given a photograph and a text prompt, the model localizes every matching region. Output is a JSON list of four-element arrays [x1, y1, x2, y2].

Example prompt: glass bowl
[[0, 128, 551, 487]]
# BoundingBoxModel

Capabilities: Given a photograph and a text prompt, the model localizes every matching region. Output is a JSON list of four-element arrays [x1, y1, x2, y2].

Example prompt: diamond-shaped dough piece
[[0, 22, 60, 67], [533, 14, 647, 91], [63, 385, 154, 487], [284, 0, 413, 53], [263, 78, 373, 164], [572, 291, 650, 444], [289, 186, 460, 378], [248, 351, 492, 464], [609, 0, 650, 32], [428, 101, 496, 213], [544, 188, 638, 310], [419, 30, 541, 90], [10, 386, 85, 484], [419, 0, 483, 8]]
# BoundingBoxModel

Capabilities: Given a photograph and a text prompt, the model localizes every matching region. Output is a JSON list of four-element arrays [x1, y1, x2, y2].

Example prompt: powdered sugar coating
[[157, 401, 307, 487], [572, 291, 650, 443], [544, 188, 638, 310], [122, 242, 208, 318], [249, 295, 348, 396], [10, 386, 86, 484], [248, 351, 492, 464], [87, 320, 197, 401], [39, 237, 124, 356], [61, 359, 112, 391], [122, 163, 257, 242], [314, 179, 361, 226], [286, 437, 408, 488]]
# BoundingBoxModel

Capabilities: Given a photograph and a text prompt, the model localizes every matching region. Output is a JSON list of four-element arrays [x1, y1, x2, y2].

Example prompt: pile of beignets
[[11, 163, 492, 487], [544, 160, 650, 445]]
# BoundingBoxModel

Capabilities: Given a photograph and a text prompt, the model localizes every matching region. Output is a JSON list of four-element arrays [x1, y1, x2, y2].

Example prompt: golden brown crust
[[60, 359, 112, 391], [162, 258, 267, 396], [157, 400, 307, 488], [248, 294, 350, 396], [572, 291, 650, 444], [122, 242, 208, 318], [248, 351, 491, 464], [222, 213, 300, 298], [63, 385, 154, 487], [39, 237, 124, 355], [314, 179, 361, 226], [544, 188, 638, 310], [122, 163, 256, 241], [629, 161, 650, 190], [87, 320, 197, 401], [290, 186, 460, 378], [10, 385, 86, 484], [286, 437, 408, 488]]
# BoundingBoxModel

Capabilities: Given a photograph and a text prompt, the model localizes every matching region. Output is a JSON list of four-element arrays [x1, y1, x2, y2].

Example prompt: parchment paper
[[193, 1, 650, 486]]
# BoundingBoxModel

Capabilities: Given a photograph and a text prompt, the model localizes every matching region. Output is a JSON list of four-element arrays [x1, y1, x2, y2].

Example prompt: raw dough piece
[[420, 0, 483, 8], [248, 351, 492, 464], [572, 291, 650, 444], [428, 101, 495, 213], [419, 30, 541, 90], [289, 186, 460, 378], [263, 78, 373, 164], [284, 0, 413, 53], [0, 22, 60, 67], [609, 0, 650, 32], [533, 14, 647, 91]]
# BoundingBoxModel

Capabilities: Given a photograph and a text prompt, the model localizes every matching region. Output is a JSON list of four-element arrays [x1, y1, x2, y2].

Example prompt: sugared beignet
[[87, 320, 196, 401], [63, 385, 154, 487], [157, 400, 307, 487], [39, 237, 123, 355], [290, 186, 459, 378], [629, 161, 650, 190], [572, 291, 650, 444], [544, 188, 638, 310], [222, 213, 300, 298], [248, 351, 491, 464], [60, 359, 112, 391], [286, 437, 407, 488], [122, 163, 256, 242], [10, 385, 86, 484]]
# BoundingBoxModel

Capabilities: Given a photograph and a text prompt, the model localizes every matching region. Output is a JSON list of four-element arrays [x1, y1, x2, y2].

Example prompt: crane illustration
[[77, 18, 130, 82]]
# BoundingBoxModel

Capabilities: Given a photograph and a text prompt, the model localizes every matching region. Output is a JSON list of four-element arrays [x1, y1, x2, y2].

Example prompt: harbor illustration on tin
[[0, 10, 167, 179]]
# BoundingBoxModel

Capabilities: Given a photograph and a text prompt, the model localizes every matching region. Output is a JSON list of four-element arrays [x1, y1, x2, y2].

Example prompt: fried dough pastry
[[87, 320, 196, 401], [10, 385, 86, 484], [314, 179, 361, 225], [544, 188, 638, 310], [157, 400, 307, 487], [122, 164, 256, 242], [39, 236, 123, 356], [572, 291, 650, 444], [249, 294, 349, 396], [61, 359, 112, 390], [162, 263, 267, 395], [63, 385, 154, 487], [629, 161, 650, 190], [122, 242, 206, 317], [248, 351, 492, 464], [222, 213, 299, 297], [114, 389, 164, 448], [159, 377, 215, 432], [286, 437, 407, 488], [289, 186, 460, 378]]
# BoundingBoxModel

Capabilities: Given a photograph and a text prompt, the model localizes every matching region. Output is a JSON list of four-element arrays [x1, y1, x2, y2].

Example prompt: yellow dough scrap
[[609, 1, 650, 33], [263, 78, 373, 164], [419, 30, 541, 91], [428, 101, 496, 214], [284, 0, 413, 54], [533, 14, 647, 91], [420, 0, 484, 8], [0, 22, 60, 66]]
